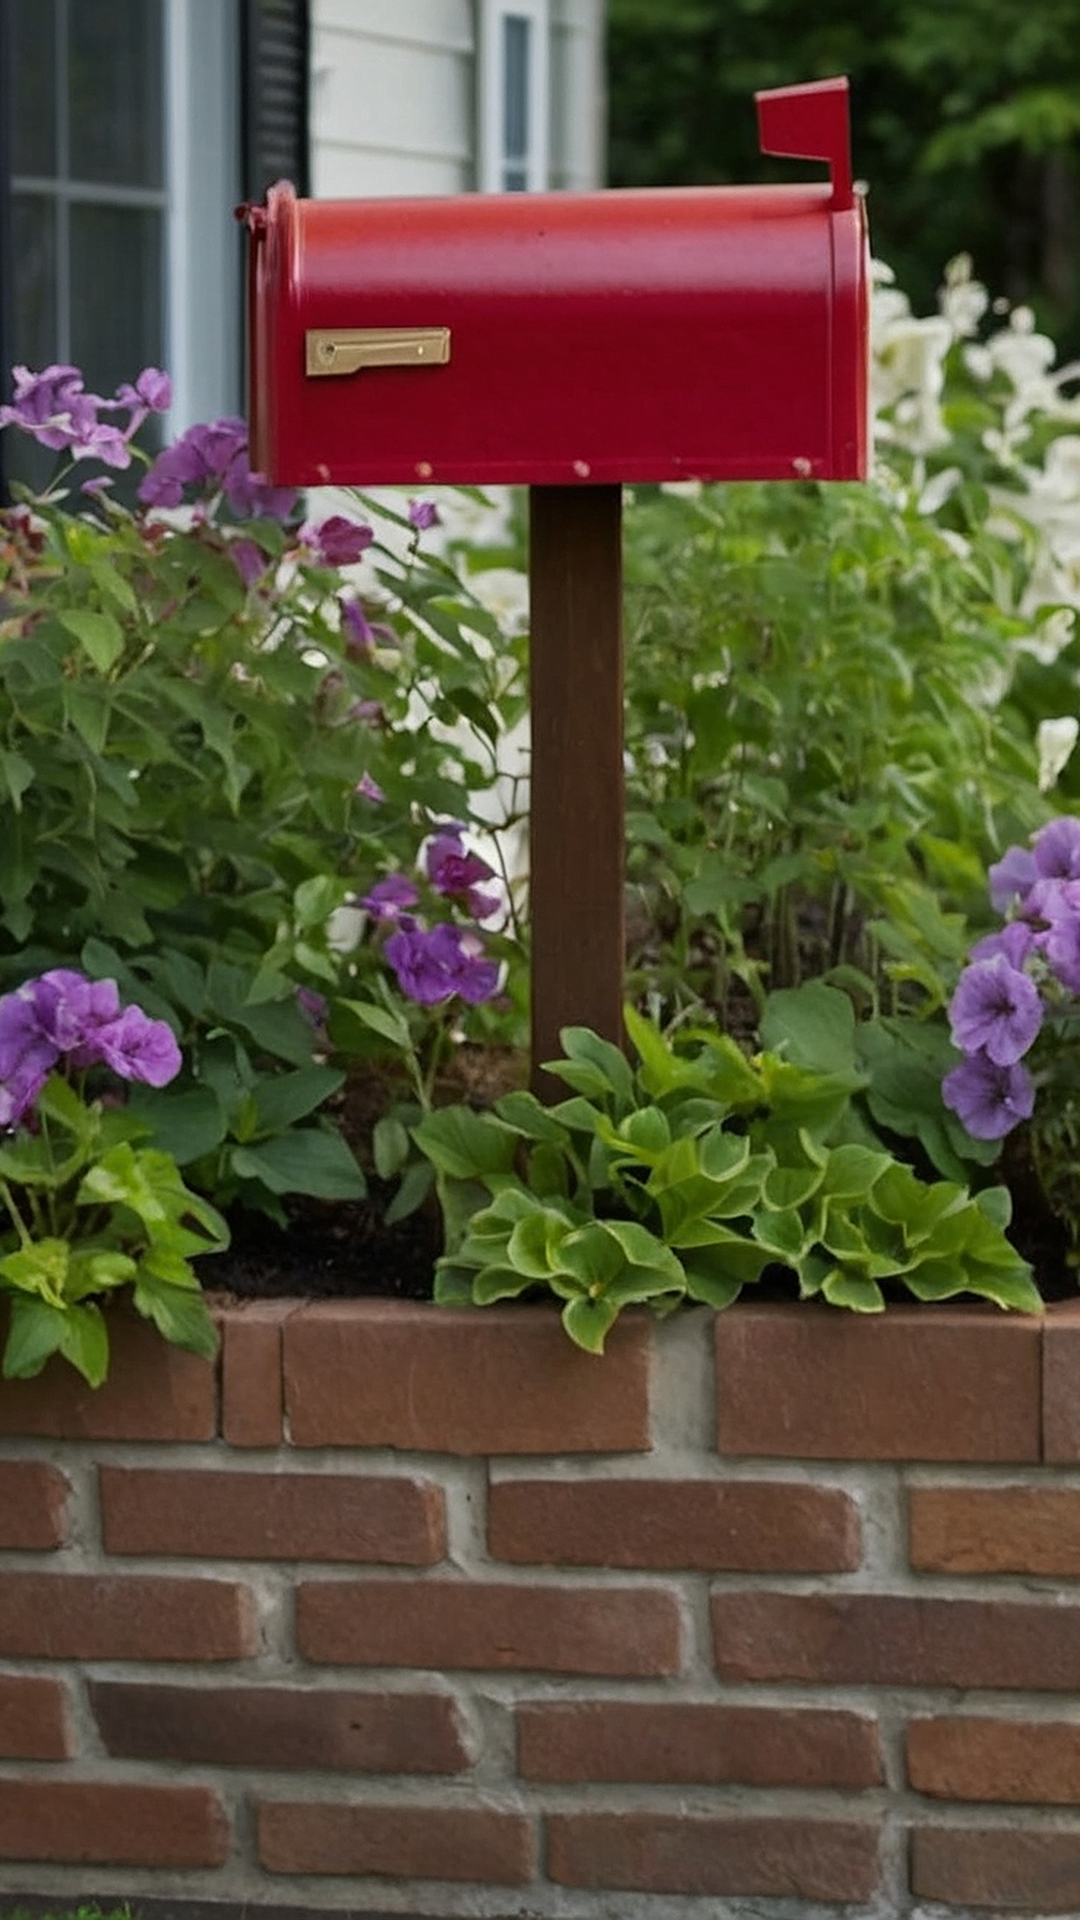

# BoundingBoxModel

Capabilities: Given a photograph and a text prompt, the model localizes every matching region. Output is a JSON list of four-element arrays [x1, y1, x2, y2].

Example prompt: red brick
[[298, 1578, 682, 1675], [490, 1475, 860, 1571], [1043, 1300, 1080, 1461], [100, 1465, 445, 1564], [908, 1716, 1080, 1804], [714, 1592, 1080, 1690], [546, 1811, 881, 1900], [90, 1678, 471, 1773], [221, 1300, 298, 1446], [0, 1572, 257, 1660], [912, 1825, 1080, 1911], [0, 1780, 229, 1867], [911, 1485, 1080, 1574], [283, 1298, 651, 1452], [0, 1306, 216, 1440], [0, 1460, 68, 1548], [0, 1673, 71, 1759], [258, 1800, 533, 1883], [716, 1303, 1040, 1461], [518, 1700, 881, 1787]]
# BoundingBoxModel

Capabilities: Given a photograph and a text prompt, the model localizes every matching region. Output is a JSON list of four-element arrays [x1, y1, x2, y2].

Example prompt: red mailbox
[[245, 77, 868, 490]]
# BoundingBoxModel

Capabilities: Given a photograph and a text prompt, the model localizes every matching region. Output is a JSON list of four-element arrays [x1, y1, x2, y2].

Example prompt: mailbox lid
[[249, 160, 867, 490]]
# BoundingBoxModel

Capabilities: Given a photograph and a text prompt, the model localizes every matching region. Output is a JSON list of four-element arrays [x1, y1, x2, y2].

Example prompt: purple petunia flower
[[138, 417, 297, 523], [408, 498, 440, 532], [1045, 910, 1080, 992], [340, 598, 396, 660], [1033, 816, 1080, 883], [31, 970, 120, 1053], [968, 920, 1039, 968], [361, 875, 419, 921], [0, 364, 106, 457], [948, 953, 1043, 1067], [943, 1049, 1036, 1140], [385, 922, 500, 1007], [354, 771, 384, 804], [84, 1005, 181, 1087], [115, 367, 172, 415], [988, 844, 1037, 913], [230, 538, 270, 587], [1, 364, 173, 470], [301, 515, 374, 568], [425, 828, 499, 918], [295, 986, 329, 1043]]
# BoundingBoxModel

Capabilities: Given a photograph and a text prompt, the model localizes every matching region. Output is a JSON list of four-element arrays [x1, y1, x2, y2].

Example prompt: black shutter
[[0, 0, 15, 502], [241, 0, 310, 202]]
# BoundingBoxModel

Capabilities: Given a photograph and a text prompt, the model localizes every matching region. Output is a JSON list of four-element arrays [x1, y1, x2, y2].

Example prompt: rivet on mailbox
[[241, 76, 869, 1078]]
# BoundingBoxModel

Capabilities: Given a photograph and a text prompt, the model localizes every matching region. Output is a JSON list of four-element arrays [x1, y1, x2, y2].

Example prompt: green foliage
[[0, 1076, 225, 1387], [415, 1005, 1038, 1352], [607, 0, 1080, 351], [621, 474, 1044, 1021]]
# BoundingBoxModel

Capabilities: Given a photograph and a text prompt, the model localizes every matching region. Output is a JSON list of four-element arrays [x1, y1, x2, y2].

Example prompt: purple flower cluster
[[301, 515, 374, 568], [0, 970, 181, 1130], [361, 827, 503, 1009], [425, 824, 500, 920], [0, 364, 171, 469], [384, 923, 500, 1008], [943, 817, 1080, 1139], [138, 417, 297, 522]]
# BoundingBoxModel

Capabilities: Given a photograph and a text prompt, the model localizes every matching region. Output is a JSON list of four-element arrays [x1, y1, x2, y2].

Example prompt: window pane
[[6, 197, 60, 492], [11, 2, 58, 177], [503, 14, 530, 168], [12, 195, 58, 369], [69, 204, 163, 397], [68, 0, 164, 187]]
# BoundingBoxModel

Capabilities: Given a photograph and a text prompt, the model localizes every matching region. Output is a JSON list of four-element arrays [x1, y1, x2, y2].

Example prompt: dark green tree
[[607, 0, 1080, 350]]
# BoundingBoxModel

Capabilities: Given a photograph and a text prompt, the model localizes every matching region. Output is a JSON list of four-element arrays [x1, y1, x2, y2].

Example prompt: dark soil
[[216, 1185, 441, 1301]]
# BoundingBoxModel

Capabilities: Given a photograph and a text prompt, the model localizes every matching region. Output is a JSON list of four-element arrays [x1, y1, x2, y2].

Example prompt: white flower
[[917, 466, 962, 516], [1016, 608, 1076, 665], [468, 566, 530, 638], [1038, 716, 1080, 792], [939, 254, 988, 339]]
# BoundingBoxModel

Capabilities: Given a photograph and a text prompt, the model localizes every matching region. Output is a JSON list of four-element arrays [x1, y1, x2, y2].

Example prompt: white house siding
[[310, 0, 474, 198], [551, 0, 605, 190]]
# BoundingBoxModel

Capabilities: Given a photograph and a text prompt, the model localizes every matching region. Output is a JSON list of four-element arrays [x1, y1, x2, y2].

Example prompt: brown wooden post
[[528, 484, 625, 1093]]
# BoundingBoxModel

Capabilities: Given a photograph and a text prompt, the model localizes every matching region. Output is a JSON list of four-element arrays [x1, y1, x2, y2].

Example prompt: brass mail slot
[[305, 327, 451, 377]]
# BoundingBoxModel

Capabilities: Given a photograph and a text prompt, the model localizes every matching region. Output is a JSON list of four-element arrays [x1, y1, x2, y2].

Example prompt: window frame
[[477, 0, 550, 194]]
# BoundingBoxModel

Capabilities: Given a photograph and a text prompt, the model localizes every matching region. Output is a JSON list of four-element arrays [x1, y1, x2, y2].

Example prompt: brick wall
[[0, 1296, 1079, 1918]]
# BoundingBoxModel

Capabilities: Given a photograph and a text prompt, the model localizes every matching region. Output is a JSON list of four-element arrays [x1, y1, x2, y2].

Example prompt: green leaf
[[0, 750, 35, 812], [373, 1115, 412, 1179], [821, 1269, 886, 1313], [58, 607, 124, 672], [556, 1223, 626, 1289], [341, 998, 412, 1050], [561, 1293, 619, 1353], [253, 1066, 345, 1135], [495, 1090, 570, 1141], [556, 1027, 636, 1105], [473, 1264, 539, 1304], [3, 1296, 68, 1379], [230, 1129, 366, 1199], [127, 1086, 227, 1165], [383, 1158, 435, 1225], [0, 1239, 69, 1307], [58, 1302, 110, 1387], [761, 981, 858, 1074], [412, 1106, 518, 1181], [132, 1277, 219, 1358]]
